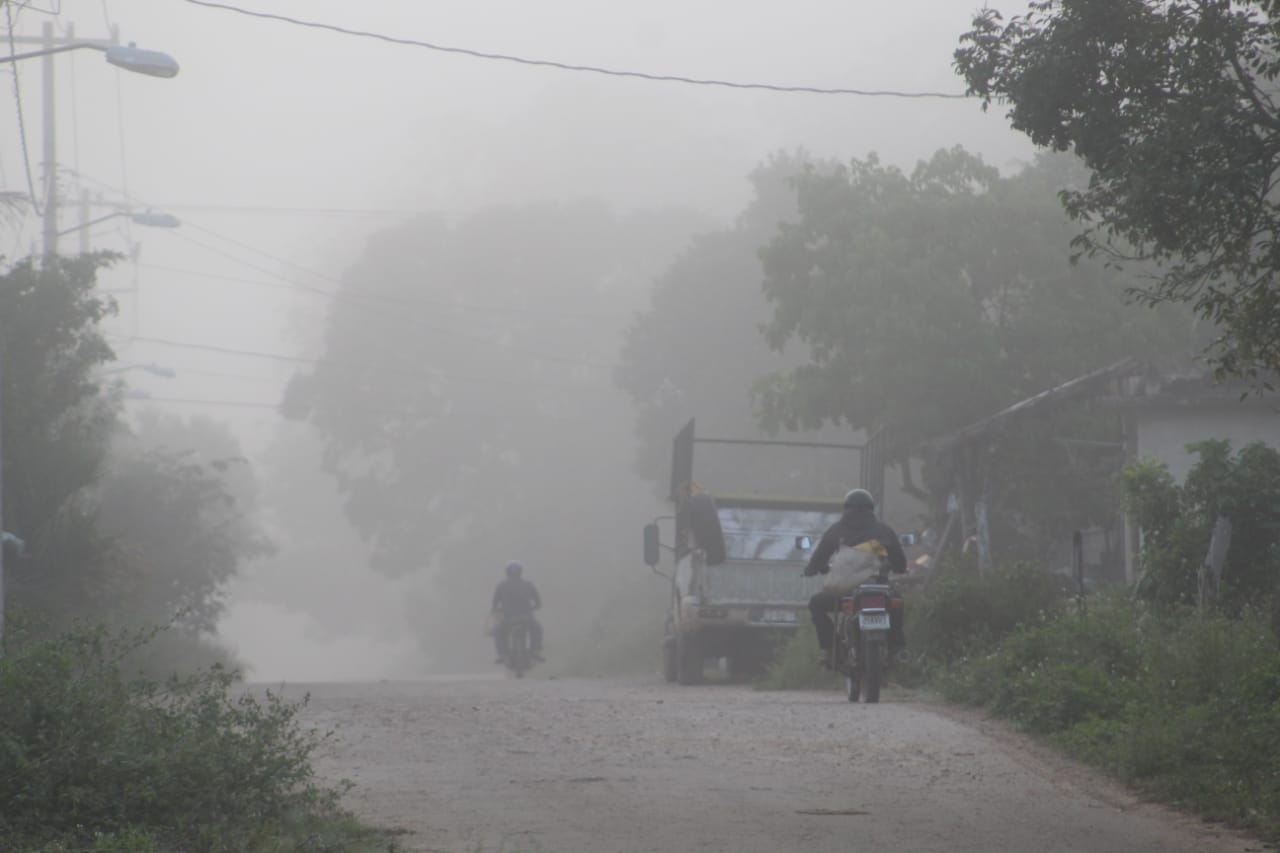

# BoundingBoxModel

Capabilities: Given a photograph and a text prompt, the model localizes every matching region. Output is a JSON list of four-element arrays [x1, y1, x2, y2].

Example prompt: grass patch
[[756, 617, 837, 691], [0, 624, 394, 852]]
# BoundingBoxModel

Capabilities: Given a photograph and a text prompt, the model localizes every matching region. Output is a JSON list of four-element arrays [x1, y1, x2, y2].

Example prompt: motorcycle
[[503, 616, 536, 679], [831, 571, 905, 703]]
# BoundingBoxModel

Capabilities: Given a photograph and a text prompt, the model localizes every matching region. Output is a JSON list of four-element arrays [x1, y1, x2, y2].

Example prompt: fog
[[1, 0, 1034, 680]]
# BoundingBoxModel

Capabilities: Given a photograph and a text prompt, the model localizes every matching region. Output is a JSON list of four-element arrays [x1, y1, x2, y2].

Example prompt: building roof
[[927, 358, 1142, 452]]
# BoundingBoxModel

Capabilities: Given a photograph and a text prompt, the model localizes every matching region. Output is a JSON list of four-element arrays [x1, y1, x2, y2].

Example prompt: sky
[[0, 0, 1036, 679]]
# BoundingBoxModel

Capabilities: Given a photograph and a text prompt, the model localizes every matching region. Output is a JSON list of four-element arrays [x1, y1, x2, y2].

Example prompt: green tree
[[1, 255, 119, 622], [616, 151, 849, 490], [754, 148, 1188, 553], [955, 0, 1280, 382], [1121, 439, 1280, 611], [286, 201, 704, 669], [93, 412, 273, 635], [1, 256, 268, 646]]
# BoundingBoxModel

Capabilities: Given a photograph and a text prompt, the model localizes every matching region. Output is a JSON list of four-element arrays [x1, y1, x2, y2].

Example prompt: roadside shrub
[[757, 617, 837, 691], [1120, 440, 1280, 612], [0, 624, 386, 852], [908, 562, 1067, 668], [937, 591, 1144, 731], [943, 594, 1280, 841]]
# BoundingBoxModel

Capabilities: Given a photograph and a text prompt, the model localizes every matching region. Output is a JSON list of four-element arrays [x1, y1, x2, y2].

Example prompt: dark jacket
[[803, 507, 907, 577], [492, 577, 541, 617]]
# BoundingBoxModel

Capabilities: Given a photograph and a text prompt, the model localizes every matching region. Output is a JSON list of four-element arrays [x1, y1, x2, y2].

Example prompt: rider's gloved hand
[[802, 565, 820, 577]]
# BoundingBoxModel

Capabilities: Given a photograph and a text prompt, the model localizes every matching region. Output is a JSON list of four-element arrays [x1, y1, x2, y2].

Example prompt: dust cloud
[[0, 0, 1033, 680]]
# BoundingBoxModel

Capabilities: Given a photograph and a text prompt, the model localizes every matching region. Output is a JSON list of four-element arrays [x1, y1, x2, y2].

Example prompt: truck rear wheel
[[676, 631, 703, 685]]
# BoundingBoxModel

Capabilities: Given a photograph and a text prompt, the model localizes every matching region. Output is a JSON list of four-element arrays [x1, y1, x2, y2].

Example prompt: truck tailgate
[[703, 560, 821, 606]]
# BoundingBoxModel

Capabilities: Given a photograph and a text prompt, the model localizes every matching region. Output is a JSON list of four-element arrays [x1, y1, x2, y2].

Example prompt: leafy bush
[[0, 624, 388, 852], [1120, 439, 1280, 612], [907, 562, 1067, 668], [756, 617, 837, 691], [943, 595, 1280, 841]]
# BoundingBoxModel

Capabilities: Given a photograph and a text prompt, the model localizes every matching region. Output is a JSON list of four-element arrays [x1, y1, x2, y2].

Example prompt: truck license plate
[[859, 611, 890, 631], [761, 609, 797, 623]]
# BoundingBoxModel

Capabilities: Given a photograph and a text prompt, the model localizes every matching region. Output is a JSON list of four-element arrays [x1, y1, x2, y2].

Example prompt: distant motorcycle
[[503, 616, 536, 679], [831, 573, 904, 703]]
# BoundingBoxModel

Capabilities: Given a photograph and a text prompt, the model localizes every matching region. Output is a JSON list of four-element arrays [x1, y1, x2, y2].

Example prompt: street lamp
[[0, 41, 179, 78]]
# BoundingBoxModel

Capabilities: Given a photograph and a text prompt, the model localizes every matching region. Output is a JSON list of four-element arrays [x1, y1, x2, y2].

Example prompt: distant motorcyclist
[[803, 489, 907, 668], [492, 560, 544, 664]]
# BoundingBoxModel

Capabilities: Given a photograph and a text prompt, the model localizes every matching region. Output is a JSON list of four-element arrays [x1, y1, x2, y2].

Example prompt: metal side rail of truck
[[641, 418, 885, 685]]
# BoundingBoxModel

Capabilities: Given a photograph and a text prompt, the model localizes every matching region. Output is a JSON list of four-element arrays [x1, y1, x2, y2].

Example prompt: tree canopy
[[285, 201, 707, 668], [753, 147, 1190, 555], [615, 152, 838, 488], [955, 0, 1280, 382], [1, 256, 267, 651], [755, 147, 1183, 453]]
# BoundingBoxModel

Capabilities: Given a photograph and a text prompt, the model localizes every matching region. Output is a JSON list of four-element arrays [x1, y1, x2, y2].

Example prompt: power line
[[182, 219, 342, 285], [182, 0, 970, 99], [139, 260, 629, 323], [125, 394, 281, 410], [125, 334, 610, 393], [145, 238, 617, 370], [144, 202, 443, 218]]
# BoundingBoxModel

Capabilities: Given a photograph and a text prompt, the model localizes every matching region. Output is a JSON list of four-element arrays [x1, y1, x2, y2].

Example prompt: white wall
[[1135, 407, 1280, 482]]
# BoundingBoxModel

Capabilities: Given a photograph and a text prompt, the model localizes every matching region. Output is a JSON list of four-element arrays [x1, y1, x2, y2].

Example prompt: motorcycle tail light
[[859, 595, 887, 610], [890, 598, 904, 610], [840, 600, 856, 613]]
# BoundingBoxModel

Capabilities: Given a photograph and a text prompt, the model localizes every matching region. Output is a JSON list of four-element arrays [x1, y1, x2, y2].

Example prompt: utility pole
[[3, 22, 121, 259], [41, 21, 56, 259]]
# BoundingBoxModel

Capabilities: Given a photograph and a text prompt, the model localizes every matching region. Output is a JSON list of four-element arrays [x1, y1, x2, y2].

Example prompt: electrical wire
[[125, 395, 282, 409], [140, 255, 628, 321], [183, 220, 344, 285], [145, 202, 445, 219], [182, 0, 970, 99], [4, 1, 42, 216], [125, 334, 610, 393]]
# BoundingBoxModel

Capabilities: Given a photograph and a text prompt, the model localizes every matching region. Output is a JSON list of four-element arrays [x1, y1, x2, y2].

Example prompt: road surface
[[279, 677, 1259, 853]]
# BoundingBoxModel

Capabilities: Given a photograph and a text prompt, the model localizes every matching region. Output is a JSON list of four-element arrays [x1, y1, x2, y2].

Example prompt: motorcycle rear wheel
[[862, 638, 883, 704]]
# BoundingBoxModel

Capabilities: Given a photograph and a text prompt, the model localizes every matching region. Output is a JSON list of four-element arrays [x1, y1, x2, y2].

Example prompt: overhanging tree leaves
[[616, 151, 838, 488], [755, 147, 1189, 553], [955, 0, 1280, 382]]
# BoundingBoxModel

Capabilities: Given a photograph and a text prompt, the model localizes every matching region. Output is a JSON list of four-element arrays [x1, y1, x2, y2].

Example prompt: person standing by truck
[[802, 489, 907, 667]]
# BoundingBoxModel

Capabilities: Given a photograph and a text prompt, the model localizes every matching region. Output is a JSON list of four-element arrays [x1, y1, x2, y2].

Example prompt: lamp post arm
[[57, 212, 124, 237], [0, 43, 105, 65]]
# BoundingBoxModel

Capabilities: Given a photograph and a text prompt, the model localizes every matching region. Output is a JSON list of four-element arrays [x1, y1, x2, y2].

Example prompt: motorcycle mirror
[[795, 535, 813, 551], [643, 523, 661, 567]]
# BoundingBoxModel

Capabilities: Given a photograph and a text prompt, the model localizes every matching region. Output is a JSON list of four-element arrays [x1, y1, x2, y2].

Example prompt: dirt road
[[283, 677, 1259, 853]]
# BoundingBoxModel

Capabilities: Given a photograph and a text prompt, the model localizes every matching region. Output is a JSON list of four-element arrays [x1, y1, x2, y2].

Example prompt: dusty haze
[[1, 0, 1033, 680]]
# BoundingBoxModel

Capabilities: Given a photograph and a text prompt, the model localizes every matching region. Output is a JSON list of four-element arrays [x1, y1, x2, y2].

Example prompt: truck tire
[[662, 638, 677, 683], [676, 631, 703, 685]]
